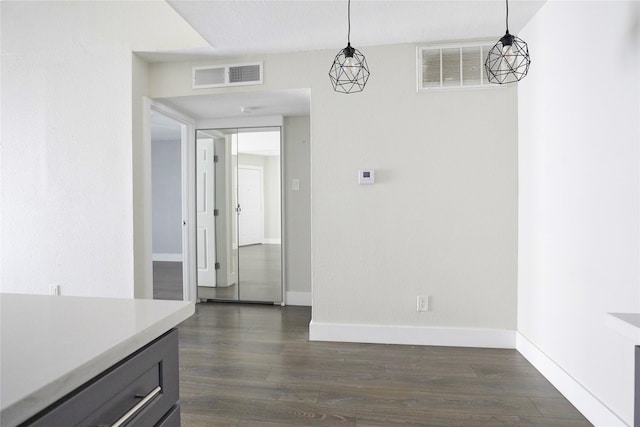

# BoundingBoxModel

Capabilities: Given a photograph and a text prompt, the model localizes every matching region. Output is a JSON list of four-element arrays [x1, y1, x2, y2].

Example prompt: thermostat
[[358, 169, 375, 184]]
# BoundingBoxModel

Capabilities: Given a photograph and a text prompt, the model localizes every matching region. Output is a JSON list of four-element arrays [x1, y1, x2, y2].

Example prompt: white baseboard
[[516, 333, 627, 427], [285, 291, 311, 306], [309, 321, 516, 349], [152, 253, 183, 262], [262, 238, 281, 245]]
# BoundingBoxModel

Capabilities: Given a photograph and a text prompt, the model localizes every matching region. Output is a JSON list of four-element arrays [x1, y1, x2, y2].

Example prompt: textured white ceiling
[[165, 0, 545, 59]]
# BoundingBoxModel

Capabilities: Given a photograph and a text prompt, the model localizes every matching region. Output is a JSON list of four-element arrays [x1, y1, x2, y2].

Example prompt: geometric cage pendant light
[[328, 0, 370, 94], [485, 0, 531, 84]]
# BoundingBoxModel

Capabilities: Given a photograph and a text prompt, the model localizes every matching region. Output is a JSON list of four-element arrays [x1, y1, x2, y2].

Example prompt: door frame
[[194, 123, 286, 305], [144, 97, 197, 302]]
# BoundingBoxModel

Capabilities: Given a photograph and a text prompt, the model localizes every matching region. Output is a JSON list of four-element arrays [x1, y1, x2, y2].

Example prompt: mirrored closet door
[[196, 127, 282, 303]]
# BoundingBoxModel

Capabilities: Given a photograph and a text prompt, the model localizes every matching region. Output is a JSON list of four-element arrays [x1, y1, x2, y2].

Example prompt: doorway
[[148, 104, 196, 301], [196, 127, 283, 303]]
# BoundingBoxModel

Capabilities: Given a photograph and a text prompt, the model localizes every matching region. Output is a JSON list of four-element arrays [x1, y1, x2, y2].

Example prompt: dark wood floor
[[177, 303, 592, 427]]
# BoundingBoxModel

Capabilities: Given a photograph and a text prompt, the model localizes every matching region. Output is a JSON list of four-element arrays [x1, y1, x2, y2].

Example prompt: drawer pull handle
[[110, 386, 162, 427]]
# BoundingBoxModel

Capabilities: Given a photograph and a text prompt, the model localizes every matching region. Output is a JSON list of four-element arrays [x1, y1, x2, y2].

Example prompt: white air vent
[[417, 42, 497, 91], [193, 62, 263, 89]]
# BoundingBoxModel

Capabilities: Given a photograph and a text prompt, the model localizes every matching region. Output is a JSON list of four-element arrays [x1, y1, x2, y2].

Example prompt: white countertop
[[606, 312, 640, 344], [0, 294, 194, 427]]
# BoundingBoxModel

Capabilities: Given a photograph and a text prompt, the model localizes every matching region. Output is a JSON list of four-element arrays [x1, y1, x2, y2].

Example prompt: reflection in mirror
[[237, 128, 282, 303], [196, 128, 239, 301], [196, 127, 282, 303]]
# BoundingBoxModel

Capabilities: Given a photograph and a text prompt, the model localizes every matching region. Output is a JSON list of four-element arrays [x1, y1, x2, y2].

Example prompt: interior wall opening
[[196, 127, 283, 304], [150, 109, 187, 300]]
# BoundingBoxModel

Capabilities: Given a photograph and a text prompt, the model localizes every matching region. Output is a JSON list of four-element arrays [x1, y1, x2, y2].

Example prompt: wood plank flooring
[[177, 303, 592, 426], [156, 245, 282, 303], [237, 244, 281, 302]]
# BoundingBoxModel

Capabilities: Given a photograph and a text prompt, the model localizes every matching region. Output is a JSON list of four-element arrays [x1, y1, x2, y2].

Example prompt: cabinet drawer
[[156, 405, 180, 427], [23, 329, 179, 427]]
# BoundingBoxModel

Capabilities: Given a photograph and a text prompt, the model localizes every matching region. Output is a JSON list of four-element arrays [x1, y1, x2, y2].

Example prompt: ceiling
[[161, 89, 311, 120], [149, 0, 545, 125], [163, 0, 546, 59]]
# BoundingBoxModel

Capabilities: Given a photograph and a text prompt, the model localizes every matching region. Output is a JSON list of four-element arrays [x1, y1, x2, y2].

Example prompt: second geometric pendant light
[[485, 0, 531, 84], [329, 0, 370, 94]]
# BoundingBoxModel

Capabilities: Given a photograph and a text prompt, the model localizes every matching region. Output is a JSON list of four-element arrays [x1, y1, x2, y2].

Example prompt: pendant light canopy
[[485, 0, 530, 84], [329, 0, 370, 94]]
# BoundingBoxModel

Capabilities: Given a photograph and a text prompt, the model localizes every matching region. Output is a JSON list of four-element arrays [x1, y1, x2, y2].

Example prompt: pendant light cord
[[347, 0, 351, 44], [505, 0, 509, 33]]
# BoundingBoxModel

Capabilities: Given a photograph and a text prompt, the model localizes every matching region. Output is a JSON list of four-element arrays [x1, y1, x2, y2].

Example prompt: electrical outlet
[[49, 285, 60, 296], [417, 295, 429, 312]]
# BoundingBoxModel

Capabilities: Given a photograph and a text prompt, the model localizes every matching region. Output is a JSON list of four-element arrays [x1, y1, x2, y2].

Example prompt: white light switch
[[358, 169, 375, 185], [292, 178, 300, 191]]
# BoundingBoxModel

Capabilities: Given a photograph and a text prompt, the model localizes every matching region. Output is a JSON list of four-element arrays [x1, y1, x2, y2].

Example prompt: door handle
[[109, 386, 161, 427], [236, 204, 241, 214]]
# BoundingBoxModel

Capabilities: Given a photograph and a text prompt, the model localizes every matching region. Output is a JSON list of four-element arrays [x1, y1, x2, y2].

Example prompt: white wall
[[0, 0, 3, 286], [133, 54, 152, 299], [151, 43, 518, 344], [265, 155, 282, 242], [518, 1, 640, 424], [283, 116, 312, 302], [0, 1, 207, 297], [152, 139, 183, 257]]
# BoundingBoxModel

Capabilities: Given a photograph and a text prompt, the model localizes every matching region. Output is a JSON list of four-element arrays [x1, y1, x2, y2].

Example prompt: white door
[[238, 166, 263, 246], [196, 138, 217, 287]]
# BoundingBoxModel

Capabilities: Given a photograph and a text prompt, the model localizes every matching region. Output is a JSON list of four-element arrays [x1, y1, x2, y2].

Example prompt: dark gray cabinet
[[21, 329, 180, 427]]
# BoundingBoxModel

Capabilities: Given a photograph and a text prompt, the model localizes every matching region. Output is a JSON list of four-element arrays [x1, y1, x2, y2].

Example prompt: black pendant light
[[328, 0, 370, 94], [485, 0, 531, 84]]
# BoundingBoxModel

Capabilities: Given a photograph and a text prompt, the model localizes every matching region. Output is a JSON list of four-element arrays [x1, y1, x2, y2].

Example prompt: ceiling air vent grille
[[417, 42, 499, 91], [193, 62, 263, 89], [229, 64, 261, 83]]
